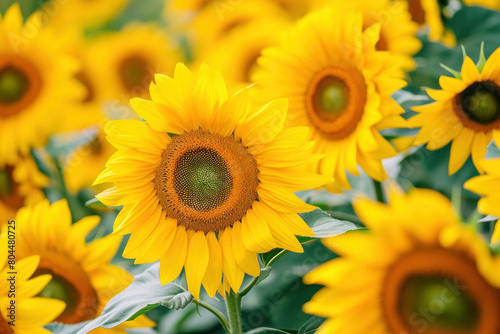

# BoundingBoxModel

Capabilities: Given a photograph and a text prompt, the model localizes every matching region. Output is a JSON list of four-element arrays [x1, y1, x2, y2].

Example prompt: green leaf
[[300, 209, 359, 238], [254, 266, 272, 286], [298, 316, 325, 334], [246, 328, 291, 334], [85, 197, 108, 209], [478, 215, 498, 224], [45, 322, 91, 334], [76, 263, 192, 334]]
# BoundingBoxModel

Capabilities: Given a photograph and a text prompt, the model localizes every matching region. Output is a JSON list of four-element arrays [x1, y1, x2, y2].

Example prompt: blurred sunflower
[[0, 234, 66, 334], [465, 158, 500, 244], [254, 7, 407, 192], [198, 17, 291, 91], [304, 187, 500, 334], [0, 4, 84, 166], [189, 0, 286, 51], [410, 47, 500, 174], [62, 38, 108, 132], [398, 0, 456, 46], [63, 125, 116, 194], [168, 0, 317, 18], [16, 199, 155, 332], [0, 157, 48, 226], [95, 62, 329, 299], [86, 23, 181, 103], [319, 0, 421, 73], [44, 0, 129, 29]]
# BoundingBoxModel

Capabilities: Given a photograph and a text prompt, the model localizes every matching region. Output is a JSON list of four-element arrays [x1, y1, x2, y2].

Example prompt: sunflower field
[[1, 0, 500, 333]]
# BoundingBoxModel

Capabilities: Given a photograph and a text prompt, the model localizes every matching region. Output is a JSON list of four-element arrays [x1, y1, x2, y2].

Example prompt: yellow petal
[[185, 231, 209, 299], [230, 222, 261, 276], [202, 232, 223, 297], [160, 226, 188, 285]]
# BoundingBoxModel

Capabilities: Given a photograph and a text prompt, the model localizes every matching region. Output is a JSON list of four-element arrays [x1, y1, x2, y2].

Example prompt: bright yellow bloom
[[400, 0, 456, 46], [304, 187, 500, 334], [95, 62, 329, 299], [63, 125, 117, 194], [254, 7, 407, 192], [196, 16, 291, 91], [0, 4, 84, 165], [168, 0, 318, 19], [319, 0, 421, 73], [44, 0, 129, 29], [0, 157, 48, 226], [0, 235, 65, 334], [410, 47, 500, 174], [465, 158, 500, 244], [16, 200, 155, 332], [84, 23, 182, 104]]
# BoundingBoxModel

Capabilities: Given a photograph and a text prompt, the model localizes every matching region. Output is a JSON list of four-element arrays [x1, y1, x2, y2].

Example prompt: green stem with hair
[[373, 179, 385, 203], [225, 291, 243, 334]]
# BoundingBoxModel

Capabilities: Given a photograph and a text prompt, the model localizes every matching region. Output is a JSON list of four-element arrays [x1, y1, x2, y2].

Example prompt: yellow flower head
[[196, 16, 291, 91], [95, 62, 330, 299], [84, 23, 182, 104], [319, 0, 421, 73], [0, 156, 48, 227], [465, 158, 500, 244], [44, 0, 129, 29], [254, 7, 407, 193], [0, 235, 65, 334], [463, 0, 500, 10], [403, 0, 456, 46], [0, 4, 84, 165], [16, 199, 154, 332], [304, 187, 500, 334], [410, 47, 500, 174], [63, 125, 117, 194]]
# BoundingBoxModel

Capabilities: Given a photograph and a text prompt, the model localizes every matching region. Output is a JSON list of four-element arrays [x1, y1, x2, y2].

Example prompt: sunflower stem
[[373, 179, 385, 203], [225, 291, 243, 334], [193, 299, 230, 333]]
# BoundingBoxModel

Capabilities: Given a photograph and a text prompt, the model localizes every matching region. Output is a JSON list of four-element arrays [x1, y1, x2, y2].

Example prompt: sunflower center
[[306, 66, 366, 140], [34, 252, 99, 324], [0, 56, 42, 118], [0, 67, 29, 103], [119, 55, 150, 92], [453, 81, 500, 132], [155, 130, 259, 233], [0, 166, 23, 211], [174, 148, 232, 211], [401, 276, 479, 330], [408, 0, 425, 25], [382, 248, 500, 334]]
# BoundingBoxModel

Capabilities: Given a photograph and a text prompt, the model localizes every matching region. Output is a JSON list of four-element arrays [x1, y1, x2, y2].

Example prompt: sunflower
[[44, 0, 129, 29], [465, 158, 500, 244], [0, 233, 66, 334], [16, 200, 155, 332], [318, 0, 421, 73], [85, 23, 181, 104], [397, 0, 456, 46], [0, 4, 84, 166], [189, 0, 287, 53], [168, 0, 317, 18], [304, 186, 500, 334], [254, 7, 407, 193], [0, 157, 48, 227], [410, 47, 500, 174], [196, 17, 291, 91], [94, 62, 329, 299], [63, 124, 116, 194]]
